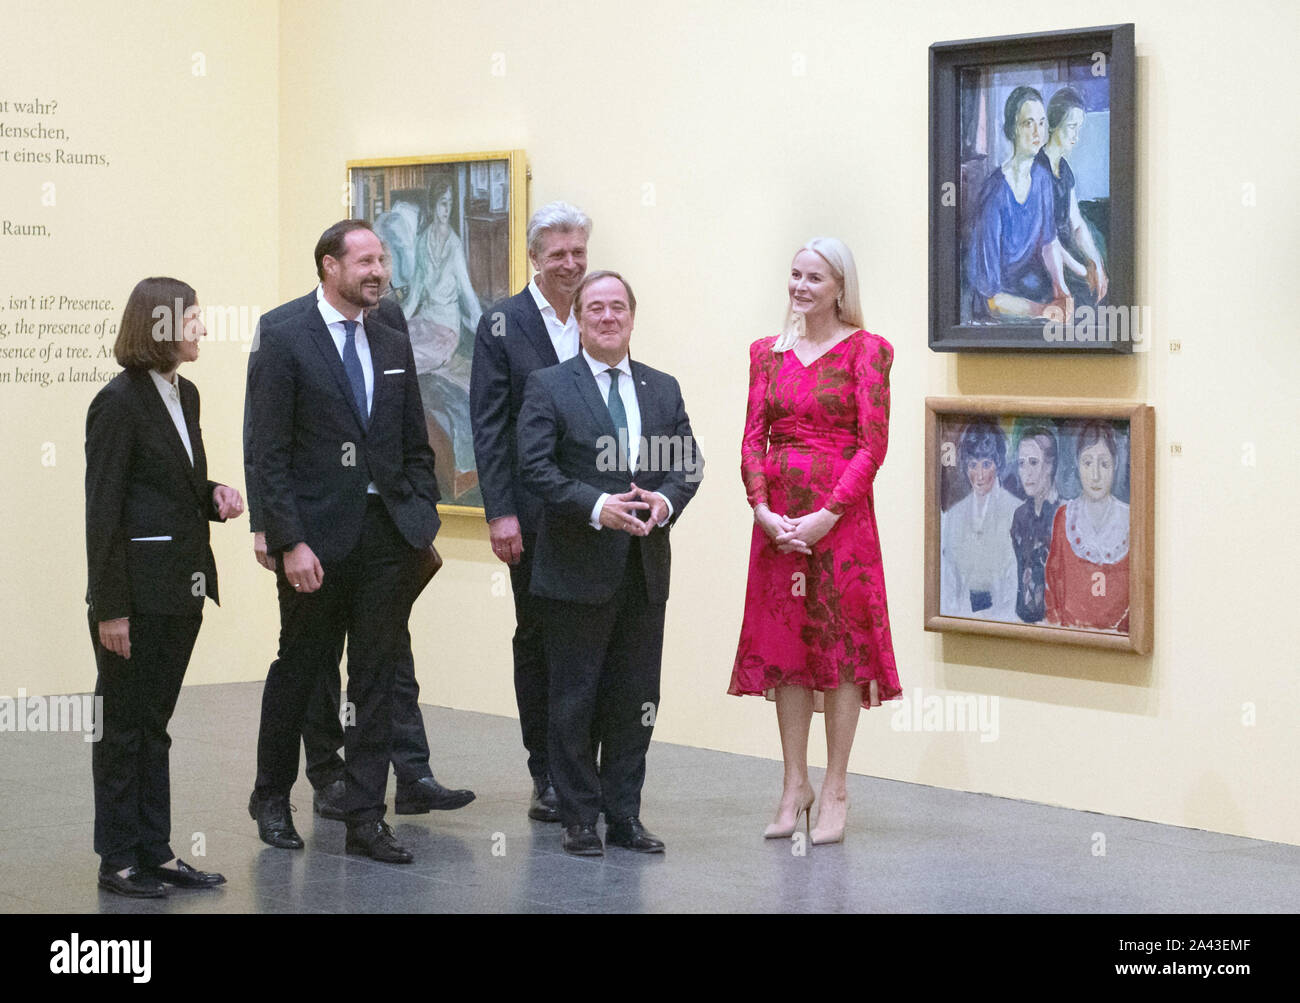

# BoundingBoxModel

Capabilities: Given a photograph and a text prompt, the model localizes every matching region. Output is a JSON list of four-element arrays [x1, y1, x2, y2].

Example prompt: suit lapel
[[628, 360, 660, 436], [179, 377, 208, 496], [305, 307, 367, 432], [568, 355, 618, 438], [367, 321, 398, 427], [131, 369, 195, 473], [517, 288, 560, 367]]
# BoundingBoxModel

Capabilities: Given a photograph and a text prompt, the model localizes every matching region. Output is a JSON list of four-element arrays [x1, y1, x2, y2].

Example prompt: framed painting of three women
[[929, 24, 1135, 352], [348, 150, 528, 513], [924, 397, 1154, 653]]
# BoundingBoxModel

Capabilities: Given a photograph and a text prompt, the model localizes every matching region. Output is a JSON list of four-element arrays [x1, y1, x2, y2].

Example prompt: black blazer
[[243, 291, 409, 532], [517, 353, 703, 605], [469, 286, 560, 534], [246, 294, 439, 562], [85, 368, 224, 621]]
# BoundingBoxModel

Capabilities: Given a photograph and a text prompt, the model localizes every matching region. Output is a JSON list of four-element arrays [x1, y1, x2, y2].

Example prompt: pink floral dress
[[729, 330, 901, 710]]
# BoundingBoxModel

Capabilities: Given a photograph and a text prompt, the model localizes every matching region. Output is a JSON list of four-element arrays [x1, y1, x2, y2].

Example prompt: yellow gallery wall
[[2, 5, 280, 697], [5, 0, 1297, 846]]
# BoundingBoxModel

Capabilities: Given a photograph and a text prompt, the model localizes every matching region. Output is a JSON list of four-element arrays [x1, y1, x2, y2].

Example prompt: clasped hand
[[600, 483, 667, 536], [755, 503, 839, 555]]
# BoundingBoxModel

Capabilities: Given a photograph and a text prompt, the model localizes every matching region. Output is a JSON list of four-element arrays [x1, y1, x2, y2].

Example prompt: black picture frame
[[929, 24, 1136, 353]]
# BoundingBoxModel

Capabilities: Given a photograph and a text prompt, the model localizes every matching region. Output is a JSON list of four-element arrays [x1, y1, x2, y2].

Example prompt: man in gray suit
[[516, 270, 703, 856]]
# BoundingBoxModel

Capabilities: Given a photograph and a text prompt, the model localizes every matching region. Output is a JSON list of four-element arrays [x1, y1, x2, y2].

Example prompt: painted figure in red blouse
[[729, 238, 900, 846], [1044, 420, 1130, 632]]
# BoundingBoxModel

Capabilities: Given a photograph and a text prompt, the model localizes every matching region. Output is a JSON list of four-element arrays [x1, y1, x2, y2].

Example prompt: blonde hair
[[774, 237, 864, 351]]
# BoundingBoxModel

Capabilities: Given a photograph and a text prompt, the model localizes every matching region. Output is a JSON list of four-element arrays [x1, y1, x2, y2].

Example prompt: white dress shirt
[[148, 369, 193, 465], [528, 276, 580, 362], [583, 349, 673, 530], [316, 285, 377, 494]]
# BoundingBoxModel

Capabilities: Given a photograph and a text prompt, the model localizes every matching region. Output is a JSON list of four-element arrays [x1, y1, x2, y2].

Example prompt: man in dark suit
[[470, 201, 591, 822], [517, 270, 703, 856], [246, 220, 440, 863], [243, 260, 473, 820]]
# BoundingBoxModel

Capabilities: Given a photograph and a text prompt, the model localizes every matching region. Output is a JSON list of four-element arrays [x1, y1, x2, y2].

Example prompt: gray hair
[[527, 201, 592, 256]]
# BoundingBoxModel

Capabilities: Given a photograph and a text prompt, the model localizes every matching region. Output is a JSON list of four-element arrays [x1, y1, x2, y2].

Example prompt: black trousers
[[253, 499, 422, 824], [300, 617, 434, 789], [509, 532, 551, 780], [90, 609, 202, 871], [543, 540, 664, 827]]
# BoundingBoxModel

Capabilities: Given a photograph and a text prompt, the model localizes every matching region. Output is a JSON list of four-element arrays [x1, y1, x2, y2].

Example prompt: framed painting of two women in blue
[[929, 24, 1135, 352], [349, 151, 528, 514], [924, 397, 1154, 653]]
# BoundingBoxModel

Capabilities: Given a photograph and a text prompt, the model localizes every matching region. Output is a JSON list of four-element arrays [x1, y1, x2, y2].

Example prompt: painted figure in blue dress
[[1037, 87, 1109, 309], [969, 85, 1074, 322]]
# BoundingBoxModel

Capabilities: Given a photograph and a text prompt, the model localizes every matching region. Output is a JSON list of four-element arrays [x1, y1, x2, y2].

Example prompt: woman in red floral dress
[[729, 238, 900, 845]]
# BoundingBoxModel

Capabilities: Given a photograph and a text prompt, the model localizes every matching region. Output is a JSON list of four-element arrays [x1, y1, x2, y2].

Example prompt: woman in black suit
[[85, 277, 243, 897]]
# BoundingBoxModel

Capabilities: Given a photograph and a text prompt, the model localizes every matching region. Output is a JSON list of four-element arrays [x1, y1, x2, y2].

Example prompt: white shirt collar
[[316, 283, 364, 330], [148, 368, 179, 397], [529, 276, 574, 321], [582, 348, 631, 379]]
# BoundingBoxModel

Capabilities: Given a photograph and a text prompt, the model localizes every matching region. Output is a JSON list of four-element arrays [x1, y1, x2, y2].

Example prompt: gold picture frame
[[348, 150, 529, 517], [924, 396, 1154, 653]]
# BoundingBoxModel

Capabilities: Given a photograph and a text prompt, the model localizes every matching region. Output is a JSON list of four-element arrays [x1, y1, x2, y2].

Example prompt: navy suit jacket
[[469, 286, 560, 534], [85, 368, 225, 620], [243, 291, 408, 532], [246, 292, 439, 562], [517, 353, 703, 605]]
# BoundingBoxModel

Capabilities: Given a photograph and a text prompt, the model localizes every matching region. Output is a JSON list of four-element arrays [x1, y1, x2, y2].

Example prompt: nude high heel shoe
[[811, 794, 847, 845], [764, 788, 815, 839]]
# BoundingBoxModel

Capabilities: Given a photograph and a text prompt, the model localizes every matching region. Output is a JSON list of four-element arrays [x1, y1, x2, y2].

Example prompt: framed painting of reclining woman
[[924, 397, 1154, 653], [929, 24, 1136, 352], [349, 150, 529, 514]]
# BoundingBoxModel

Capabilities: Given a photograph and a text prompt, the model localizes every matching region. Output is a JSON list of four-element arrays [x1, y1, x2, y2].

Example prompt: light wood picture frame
[[924, 396, 1154, 652], [348, 150, 529, 516]]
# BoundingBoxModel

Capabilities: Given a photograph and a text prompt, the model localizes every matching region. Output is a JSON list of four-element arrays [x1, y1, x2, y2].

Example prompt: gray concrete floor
[[1, 680, 1296, 914]]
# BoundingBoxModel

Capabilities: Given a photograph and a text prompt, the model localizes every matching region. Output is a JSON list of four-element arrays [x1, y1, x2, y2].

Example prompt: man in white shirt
[[470, 202, 591, 823]]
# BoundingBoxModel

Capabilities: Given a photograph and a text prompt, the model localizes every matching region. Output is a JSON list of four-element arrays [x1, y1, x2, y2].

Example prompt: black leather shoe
[[528, 775, 561, 823], [249, 791, 304, 849], [606, 817, 665, 853], [98, 866, 167, 898], [145, 858, 226, 888], [562, 823, 603, 857], [313, 779, 347, 820], [345, 820, 413, 864], [395, 775, 476, 814]]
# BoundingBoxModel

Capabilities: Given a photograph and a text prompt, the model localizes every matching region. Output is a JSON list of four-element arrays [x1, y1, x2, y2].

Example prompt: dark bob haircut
[[113, 276, 195, 371], [959, 418, 1006, 471], [314, 219, 375, 280], [1047, 87, 1086, 132], [1003, 85, 1045, 141], [1076, 420, 1118, 463]]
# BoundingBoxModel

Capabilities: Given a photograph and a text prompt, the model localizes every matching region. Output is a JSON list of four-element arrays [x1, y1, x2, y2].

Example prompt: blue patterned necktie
[[342, 319, 368, 427]]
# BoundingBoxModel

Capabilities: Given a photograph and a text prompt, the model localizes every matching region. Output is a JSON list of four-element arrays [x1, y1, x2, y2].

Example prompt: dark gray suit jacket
[[243, 291, 408, 533], [516, 353, 702, 605], [85, 368, 225, 620], [469, 286, 559, 534], [245, 292, 438, 562]]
